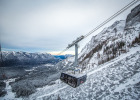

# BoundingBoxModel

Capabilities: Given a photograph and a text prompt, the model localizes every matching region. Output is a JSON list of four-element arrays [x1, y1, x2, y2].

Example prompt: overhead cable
[[57, 0, 139, 55]]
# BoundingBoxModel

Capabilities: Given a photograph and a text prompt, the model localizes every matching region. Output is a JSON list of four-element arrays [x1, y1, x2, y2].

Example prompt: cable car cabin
[[60, 72, 87, 88]]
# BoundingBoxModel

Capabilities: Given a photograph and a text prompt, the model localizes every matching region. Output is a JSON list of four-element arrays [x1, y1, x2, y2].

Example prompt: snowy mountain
[[1, 51, 60, 66], [79, 20, 126, 66], [26, 4, 140, 100], [1, 4, 140, 100], [79, 4, 140, 68]]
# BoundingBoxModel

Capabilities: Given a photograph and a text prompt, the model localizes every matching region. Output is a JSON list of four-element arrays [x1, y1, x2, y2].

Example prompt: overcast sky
[[0, 0, 139, 55]]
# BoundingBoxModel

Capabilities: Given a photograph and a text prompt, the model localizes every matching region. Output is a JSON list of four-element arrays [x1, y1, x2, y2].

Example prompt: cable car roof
[[62, 72, 86, 78]]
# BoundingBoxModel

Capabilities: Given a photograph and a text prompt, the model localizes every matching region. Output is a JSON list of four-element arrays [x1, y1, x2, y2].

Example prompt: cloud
[[0, 0, 138, 53]]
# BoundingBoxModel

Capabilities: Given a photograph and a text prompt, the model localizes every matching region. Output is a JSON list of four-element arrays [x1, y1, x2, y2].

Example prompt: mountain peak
[[1, 51, 59, 66]]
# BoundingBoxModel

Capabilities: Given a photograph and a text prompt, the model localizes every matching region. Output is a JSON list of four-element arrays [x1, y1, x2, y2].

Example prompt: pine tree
[[57, 95, 61, 100]]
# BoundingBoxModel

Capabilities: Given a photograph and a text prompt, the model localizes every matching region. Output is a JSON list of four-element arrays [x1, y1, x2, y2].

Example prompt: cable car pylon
[[74, 43, 78, 68]]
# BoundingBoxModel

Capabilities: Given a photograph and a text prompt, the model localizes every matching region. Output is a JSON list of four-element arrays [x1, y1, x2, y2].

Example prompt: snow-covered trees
[[98, 41, 126, 65], [10, 65, 59, 97], [0, 81, 6, 97]]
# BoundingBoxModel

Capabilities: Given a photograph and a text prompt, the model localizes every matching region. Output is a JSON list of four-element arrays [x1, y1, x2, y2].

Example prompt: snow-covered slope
[[55, 56, 74, 71], [79, 20, 126, 66], [28, 46, 140, 100]]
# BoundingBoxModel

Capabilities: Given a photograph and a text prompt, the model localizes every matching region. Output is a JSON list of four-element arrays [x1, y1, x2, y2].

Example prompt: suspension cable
[[57, 0, 140, 55], [57, 48, 69, 55], [84, 0, 139, 38]]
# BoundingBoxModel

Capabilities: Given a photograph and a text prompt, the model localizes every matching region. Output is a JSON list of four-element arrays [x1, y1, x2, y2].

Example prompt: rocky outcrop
[[78, 4, 140, 67], [126, 4, 140, 27]]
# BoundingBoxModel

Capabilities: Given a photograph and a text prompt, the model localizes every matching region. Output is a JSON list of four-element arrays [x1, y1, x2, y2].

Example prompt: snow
[[44, 64, 54, 66], [114, 72, 140, 92], [27, 79, 68, 100], [0, 78, 22, 100], [37, 85, 68, 99], [25, 67, 37, 72], [88, 46, 140, 76]]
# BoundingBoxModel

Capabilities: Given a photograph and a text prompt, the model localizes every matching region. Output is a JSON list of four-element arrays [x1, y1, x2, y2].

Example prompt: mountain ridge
[[1, 51, 60, 66]]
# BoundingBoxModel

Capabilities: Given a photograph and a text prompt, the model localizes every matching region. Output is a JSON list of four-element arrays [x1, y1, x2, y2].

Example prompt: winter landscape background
[[0, 3, 140, 100]]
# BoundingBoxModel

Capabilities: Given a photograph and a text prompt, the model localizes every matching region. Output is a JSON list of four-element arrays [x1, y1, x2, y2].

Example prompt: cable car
[[60, 38, 87, 88], [60, 72, 87, 88]]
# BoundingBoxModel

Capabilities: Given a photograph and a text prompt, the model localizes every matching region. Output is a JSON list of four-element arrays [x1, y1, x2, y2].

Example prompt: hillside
[[79, 18, 140, 68]]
